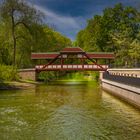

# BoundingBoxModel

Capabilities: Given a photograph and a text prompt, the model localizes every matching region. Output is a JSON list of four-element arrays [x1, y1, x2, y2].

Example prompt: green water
[[0, 82, 140, 140]]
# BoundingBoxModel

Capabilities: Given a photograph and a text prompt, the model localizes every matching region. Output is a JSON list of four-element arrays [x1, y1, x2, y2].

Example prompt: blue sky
[[7, 0, 140, 40]]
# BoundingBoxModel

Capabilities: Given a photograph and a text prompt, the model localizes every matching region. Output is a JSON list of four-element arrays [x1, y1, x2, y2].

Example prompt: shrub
[[38, 71, 56, 82], [0, 65, 18, 81]]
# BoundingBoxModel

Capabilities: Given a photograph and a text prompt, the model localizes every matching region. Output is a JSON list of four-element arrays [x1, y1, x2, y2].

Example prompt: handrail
[[36, 64, 108, 70]]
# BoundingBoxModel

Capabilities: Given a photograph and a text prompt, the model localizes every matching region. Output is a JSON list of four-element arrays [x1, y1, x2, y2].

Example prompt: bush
[[0, 65, 18, 81], [38, 71, 56, 82], [95, 72, 99, 81], [91, 72, 99, 81]]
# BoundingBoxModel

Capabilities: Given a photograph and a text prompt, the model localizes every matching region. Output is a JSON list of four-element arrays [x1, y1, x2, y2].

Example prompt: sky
[[14, 0, 140, 40]]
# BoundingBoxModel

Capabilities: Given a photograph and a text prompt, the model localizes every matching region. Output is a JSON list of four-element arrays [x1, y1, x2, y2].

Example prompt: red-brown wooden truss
[[31, 47, 115, 72]]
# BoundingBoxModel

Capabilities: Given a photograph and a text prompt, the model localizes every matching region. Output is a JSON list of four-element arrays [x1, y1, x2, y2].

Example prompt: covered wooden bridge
[[31, 47, 115, 72]]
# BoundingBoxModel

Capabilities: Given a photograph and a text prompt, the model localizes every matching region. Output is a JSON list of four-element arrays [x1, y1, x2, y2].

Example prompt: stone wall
[[18, 69, 36, 81]]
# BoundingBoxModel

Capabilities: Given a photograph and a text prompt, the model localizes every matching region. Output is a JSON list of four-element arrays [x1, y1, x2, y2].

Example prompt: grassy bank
[[0, 64, 41, 90]]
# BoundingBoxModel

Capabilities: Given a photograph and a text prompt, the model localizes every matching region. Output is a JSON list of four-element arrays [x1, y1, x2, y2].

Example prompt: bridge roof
[[60, 47, 84, 53], [87, 53, 114, 59], [31, 52, 115, 59], [31, 47, 115, 59], [31, 53, 59, 59]]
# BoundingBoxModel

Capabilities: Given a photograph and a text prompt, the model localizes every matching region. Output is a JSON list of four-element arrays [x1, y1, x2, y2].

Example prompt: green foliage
[[0, 0, 72, 66], [91, 72, 99, 82], [0, 0, 72, 81], [65, 72, 85, 80], [76, 3, 140, 67], [0, 0, 44, 66], [0, 65, 18, 81], [38, 71, 60, 82]]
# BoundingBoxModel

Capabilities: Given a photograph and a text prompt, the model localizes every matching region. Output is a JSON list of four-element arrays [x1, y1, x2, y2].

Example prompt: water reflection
[[0, 82, 140, 140]]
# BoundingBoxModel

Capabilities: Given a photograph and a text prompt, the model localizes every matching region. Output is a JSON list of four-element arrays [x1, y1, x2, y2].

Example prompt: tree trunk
[[11, 10, 16, 66]]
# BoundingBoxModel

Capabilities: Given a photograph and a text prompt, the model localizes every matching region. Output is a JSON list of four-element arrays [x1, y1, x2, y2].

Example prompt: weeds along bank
[[0, 65, 18, 82]]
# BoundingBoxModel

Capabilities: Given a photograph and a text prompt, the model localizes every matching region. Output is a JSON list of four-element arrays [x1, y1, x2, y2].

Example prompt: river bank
[[0, 72, 98, 90], [0, 80, 40, 90]]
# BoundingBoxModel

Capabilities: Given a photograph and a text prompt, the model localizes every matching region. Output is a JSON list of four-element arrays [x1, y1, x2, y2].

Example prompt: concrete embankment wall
[[18, 69, 36, 81], [101, 70, 140, 108], [102, 79, 140, 108]]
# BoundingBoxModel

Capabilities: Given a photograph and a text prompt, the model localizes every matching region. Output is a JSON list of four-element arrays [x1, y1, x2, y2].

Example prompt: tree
[[129, 35, 140, 67], [76, 3, 140, 67], [0, 0, 43, 66]]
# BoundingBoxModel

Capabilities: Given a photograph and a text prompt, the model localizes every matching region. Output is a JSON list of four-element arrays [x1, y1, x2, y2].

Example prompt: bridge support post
[[82, 54, 84, 69], [99, 71, 105, 82], [61, 55, 63, 70]]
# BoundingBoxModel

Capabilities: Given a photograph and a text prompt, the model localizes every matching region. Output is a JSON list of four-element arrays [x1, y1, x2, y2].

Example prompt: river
[[0, 81, 140, 140]]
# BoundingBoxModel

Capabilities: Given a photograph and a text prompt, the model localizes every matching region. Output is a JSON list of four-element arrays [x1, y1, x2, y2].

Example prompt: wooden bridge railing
[[36, 64, 108, 71]]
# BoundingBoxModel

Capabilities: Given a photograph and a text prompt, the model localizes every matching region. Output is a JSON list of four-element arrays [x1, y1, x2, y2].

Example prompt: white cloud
[[31, 4, 85, 40], [35, 5, 80, 28]]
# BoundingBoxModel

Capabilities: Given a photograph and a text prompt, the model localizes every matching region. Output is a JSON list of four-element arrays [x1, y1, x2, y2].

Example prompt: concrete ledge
[[102, 79, 140, 94], [102, 79, 140, 109]]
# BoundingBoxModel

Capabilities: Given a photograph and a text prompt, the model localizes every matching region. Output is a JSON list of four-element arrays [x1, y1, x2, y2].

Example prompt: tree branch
[[15, 21, 29, 30]]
